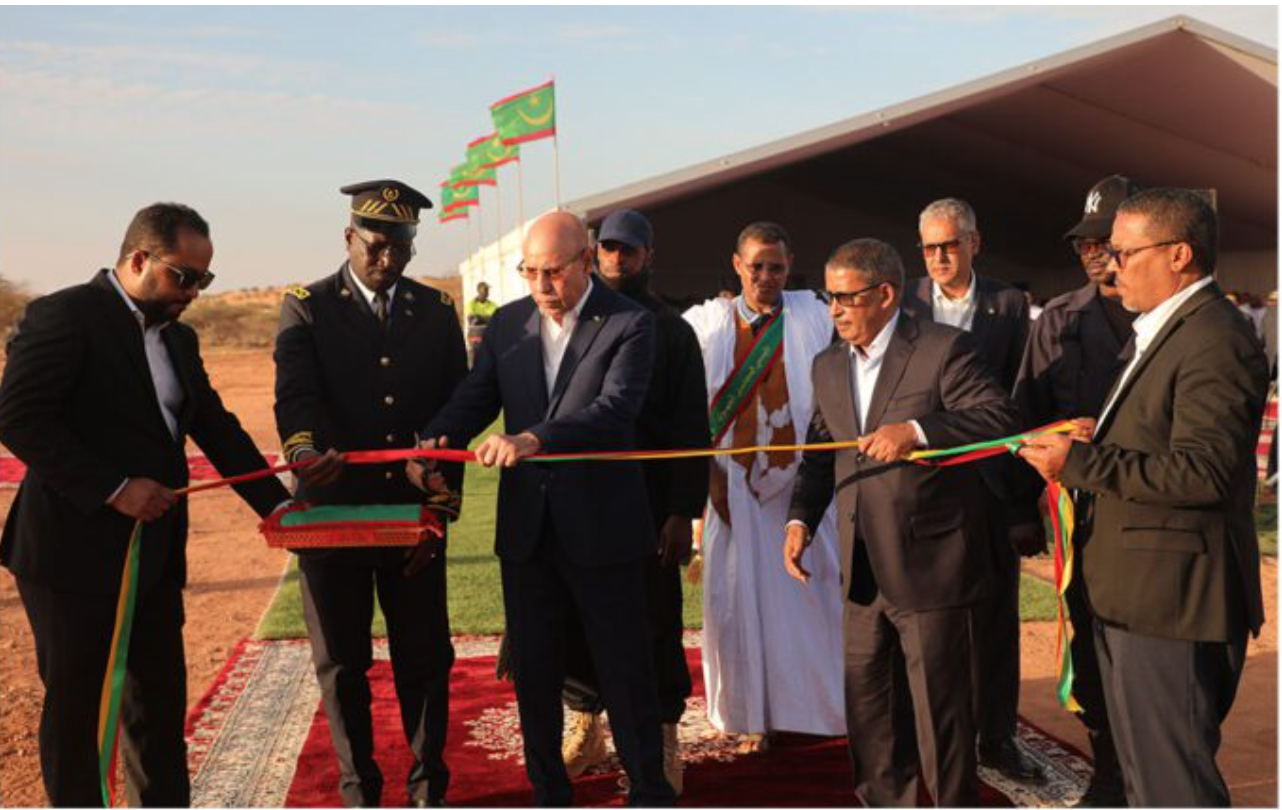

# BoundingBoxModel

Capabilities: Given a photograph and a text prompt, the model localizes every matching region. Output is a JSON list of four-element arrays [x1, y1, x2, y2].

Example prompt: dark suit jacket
[[788, 313, 1020, 611], [423, 280, 656, 568], [902, 273, 1029, 393], [0, 270, 290, 595], [1062, 281, 1269, 642]]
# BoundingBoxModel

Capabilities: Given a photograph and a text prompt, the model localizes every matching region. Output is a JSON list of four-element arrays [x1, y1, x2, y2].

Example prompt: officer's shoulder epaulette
[[285, 285, 311, 301], [438, 289, 453, 307]]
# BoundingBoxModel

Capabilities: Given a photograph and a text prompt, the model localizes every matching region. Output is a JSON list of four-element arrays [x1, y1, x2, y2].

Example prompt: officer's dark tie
[[373, 290, 389, 328]]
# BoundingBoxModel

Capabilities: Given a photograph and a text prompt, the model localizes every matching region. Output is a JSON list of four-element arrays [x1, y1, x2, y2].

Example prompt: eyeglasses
[[918, 238, 965, 258], [146, 253, 215, 291], [516, 254, 584, 281], [1070, 238, 1110, 257], [1103, 240, 1184, 269], [822, 281, 894, 308], [351, 228, 416, 262]]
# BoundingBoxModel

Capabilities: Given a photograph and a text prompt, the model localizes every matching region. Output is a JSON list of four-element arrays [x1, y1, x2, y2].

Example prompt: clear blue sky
[[0, 5, 1274, 294]]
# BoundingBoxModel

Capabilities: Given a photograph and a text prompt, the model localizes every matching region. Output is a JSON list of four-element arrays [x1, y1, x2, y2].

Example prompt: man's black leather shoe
[[979, 737, 1047, 783]]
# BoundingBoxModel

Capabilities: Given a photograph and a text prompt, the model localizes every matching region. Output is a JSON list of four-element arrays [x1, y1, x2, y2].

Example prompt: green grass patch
[[1257, 496, 1276, 558], [1018, 573, 1058, 622]]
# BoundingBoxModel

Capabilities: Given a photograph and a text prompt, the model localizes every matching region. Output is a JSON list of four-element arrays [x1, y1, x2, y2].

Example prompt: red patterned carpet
[[185, 638, 1092, 807]]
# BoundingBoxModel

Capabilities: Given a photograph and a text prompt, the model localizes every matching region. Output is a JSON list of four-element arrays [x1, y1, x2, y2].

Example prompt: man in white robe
[[684, 222, 845, 747]]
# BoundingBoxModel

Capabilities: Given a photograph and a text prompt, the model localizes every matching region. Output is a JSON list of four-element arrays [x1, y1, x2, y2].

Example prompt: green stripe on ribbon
[[98, 520, 142, 806], [280, 503, 421, 527]]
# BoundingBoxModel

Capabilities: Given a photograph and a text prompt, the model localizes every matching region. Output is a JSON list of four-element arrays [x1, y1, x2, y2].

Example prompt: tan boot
[[662, 723, 684, 796], [562, 710, 608, 777]]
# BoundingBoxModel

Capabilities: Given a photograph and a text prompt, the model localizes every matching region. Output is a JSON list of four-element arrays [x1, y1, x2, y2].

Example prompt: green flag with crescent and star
[[454, 150, 497, 188], [440, 181, 479, 211], [471, 132, 520, 169], [491, 80, 556, 146]]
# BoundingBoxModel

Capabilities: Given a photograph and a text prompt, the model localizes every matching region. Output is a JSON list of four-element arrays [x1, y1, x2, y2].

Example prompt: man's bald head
[[519, 211, 593, 322], [523, 211, 589, 259]]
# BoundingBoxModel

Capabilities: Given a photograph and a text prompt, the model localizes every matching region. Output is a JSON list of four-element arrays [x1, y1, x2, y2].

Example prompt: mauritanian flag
[[440, 181, 479, 211], [452, 154, 497, 188], [439, 207, 469, 224], [470, 132, 520, 170], [491, 80, 556, 146]]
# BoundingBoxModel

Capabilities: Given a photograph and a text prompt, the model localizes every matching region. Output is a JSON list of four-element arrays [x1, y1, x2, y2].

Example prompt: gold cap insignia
[[382, 187, 400, 202]]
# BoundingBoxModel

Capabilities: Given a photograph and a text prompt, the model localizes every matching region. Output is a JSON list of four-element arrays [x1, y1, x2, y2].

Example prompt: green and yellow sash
[[707, 310, 784, 444]]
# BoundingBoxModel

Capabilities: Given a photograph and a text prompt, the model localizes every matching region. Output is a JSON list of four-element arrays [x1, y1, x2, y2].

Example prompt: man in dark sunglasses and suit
[[0, 202, 291, 806]]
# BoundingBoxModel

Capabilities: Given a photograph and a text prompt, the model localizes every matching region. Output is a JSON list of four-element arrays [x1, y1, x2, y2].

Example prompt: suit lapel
[[547, 284, 606, 416], [830, 347, 860, 439], [161, 326, 198, 437], [92, 271, 176, 443], [383, 282, 419, 352], [1096, 283, 1219, 437], [968, 275, 995, 352], [335, 264, 383, 345], [518, 301, 551, 418], [864, 314, 917, 433]]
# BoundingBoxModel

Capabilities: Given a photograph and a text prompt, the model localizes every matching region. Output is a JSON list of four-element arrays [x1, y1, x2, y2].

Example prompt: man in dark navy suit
[[410, 211, 674, 807]]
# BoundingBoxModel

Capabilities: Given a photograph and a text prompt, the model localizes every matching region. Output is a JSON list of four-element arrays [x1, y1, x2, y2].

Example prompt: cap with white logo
[[1064, 175, 1141, 241]]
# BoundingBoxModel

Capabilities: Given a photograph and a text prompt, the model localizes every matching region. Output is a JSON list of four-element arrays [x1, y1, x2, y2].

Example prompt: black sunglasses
[[147, 253, 216, 291]]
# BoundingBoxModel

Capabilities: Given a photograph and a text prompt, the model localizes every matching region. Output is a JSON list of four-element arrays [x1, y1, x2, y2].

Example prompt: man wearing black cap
[[558, 210, 709, 794], [274, 180, 468, 808], [1011, 175, 1139, 807]]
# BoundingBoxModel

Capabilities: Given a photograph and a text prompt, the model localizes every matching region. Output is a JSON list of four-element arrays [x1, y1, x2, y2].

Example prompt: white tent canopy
[[463, 16, 1276, 306]]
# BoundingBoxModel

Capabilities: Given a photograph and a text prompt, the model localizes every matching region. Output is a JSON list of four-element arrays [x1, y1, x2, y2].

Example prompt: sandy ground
[[1, 347, 1277, 806]]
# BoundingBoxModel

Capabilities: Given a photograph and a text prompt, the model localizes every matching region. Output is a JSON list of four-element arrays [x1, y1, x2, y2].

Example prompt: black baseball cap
[[598, 209, 654, 250], [1064, 175, 1141, 241]]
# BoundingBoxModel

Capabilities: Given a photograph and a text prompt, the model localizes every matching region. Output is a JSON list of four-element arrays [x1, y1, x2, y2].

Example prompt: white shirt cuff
[[107, 478, 129, 505], [909, 420, 928, 448]]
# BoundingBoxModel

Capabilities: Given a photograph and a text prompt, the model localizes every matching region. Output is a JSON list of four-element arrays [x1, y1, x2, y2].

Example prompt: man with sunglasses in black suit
[[273, 180, 468, 808], [0, 202, 292, 806]]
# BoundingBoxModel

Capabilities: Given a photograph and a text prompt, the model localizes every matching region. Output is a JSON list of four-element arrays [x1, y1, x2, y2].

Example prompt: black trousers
[[299, 551, 454, 807], [843, 590, 980, 807], [1064, 548, 1123, 793], [500, 529, 675, 807], [563, 552, 692, 725], [1094, 620, 1247, 807], [17, 575, 189, 808], [975, 509, 1021, 746]]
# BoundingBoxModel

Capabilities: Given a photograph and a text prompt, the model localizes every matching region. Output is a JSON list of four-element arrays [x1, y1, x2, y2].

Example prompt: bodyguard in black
[[1012, 175, 1139, 807], [559, 210, 709, 794], [274, 180, 468, 807]]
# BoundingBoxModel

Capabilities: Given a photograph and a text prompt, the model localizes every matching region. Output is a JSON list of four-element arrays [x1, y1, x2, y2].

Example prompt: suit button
[[405, 309, 414, 318], [384, 471, 394, 480], [386, 433, 395, 444], [380, 356, 392, 367], [383, 395, 395, 406]]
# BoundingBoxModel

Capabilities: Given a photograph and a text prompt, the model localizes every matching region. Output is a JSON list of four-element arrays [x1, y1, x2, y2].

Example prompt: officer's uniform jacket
[[274, 264, 468, 558]]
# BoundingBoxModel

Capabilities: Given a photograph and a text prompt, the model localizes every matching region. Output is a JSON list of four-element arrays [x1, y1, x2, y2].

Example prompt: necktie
[[373, 290, 389, 327]]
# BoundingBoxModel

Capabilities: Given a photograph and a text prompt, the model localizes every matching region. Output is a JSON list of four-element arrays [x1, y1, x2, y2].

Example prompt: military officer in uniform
[[274, 180, 468, 808]]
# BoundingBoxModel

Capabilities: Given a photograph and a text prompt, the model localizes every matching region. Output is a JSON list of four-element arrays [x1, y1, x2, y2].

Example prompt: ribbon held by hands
[[97, 420, 1080, 802]]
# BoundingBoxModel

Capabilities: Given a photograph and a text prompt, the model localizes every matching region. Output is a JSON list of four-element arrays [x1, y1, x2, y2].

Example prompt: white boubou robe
[[684, 291, 845, 736]]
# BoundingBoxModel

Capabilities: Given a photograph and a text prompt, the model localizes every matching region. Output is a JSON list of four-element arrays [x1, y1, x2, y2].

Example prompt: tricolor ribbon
[[97, 420, 1080, 801]]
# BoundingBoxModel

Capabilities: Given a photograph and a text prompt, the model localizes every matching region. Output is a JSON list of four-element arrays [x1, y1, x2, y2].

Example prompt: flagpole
[[494, 180, 505, 275], [552, 134, 563, 211], [516, 159, 526, 237]]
